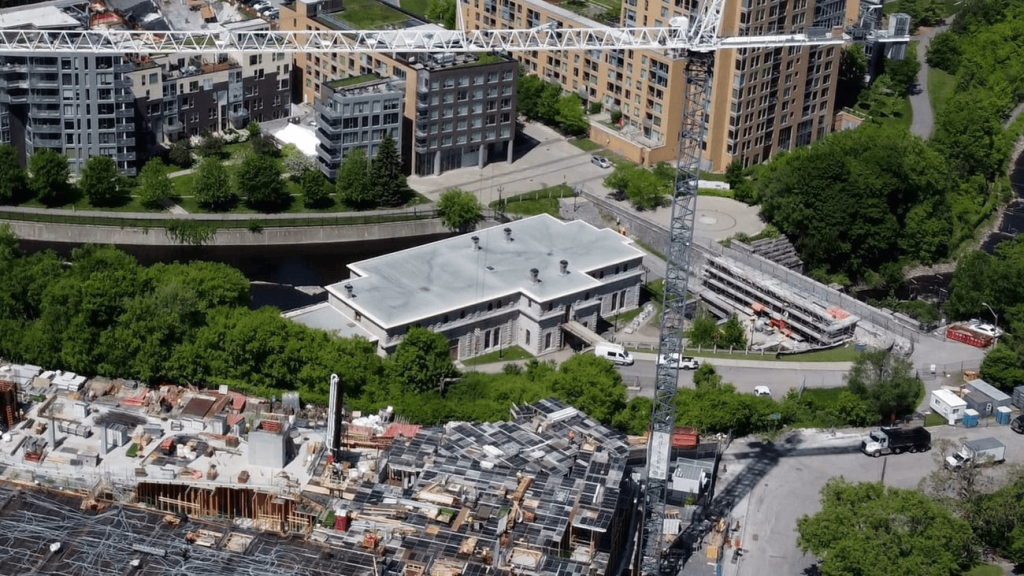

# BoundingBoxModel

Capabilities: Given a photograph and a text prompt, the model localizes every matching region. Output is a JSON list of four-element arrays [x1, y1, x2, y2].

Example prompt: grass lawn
[[633, 238, 666, 260], [923, 412, 948, 427], [965, 565, 1003, 576], [606, 306, 643, 326], [401, 0, 431, 17], [570, 137, 602, 152], [492, 184, 574, 218], [928, 67, 956, 117], [698, 188, 734, 199], [19, 196, 161, 213], [461, 346, 533, 366], [332, 0, 408, 28]]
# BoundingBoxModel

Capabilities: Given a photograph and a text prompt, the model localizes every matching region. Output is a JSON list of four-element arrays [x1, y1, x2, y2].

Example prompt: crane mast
[[0, 3, 907, 574]]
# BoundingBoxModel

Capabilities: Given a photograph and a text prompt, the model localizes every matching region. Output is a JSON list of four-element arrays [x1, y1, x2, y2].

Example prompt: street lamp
[[981, 302, 999, 345]]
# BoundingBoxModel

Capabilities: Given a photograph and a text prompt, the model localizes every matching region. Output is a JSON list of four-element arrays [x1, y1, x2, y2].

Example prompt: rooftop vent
[[560, 260, 569, 275], [471, 235, 481, 251], [344, 284, 354, 298], [504, 227, 513, 242], [530, 268, 540, 283]]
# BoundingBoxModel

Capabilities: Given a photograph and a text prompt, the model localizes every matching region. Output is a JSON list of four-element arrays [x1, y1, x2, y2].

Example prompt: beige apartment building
[[464, 0, 858, 171]]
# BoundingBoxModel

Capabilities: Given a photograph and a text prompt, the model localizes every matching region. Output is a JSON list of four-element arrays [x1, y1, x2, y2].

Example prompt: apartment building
[[316, 75, 404, 179], [0, 52, 138, 175], [282, 0, 519, 176], [127, 52, 292, 149], [463, 0, 858, 171]]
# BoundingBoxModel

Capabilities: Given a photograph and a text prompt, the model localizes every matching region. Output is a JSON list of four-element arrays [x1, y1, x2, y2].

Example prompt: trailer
[[860, 427, 931, 457], [946, 437, 1005, 469]]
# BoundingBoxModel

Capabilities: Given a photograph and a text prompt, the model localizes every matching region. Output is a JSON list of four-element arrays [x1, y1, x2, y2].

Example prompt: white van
[[595, 343, 634, 366]]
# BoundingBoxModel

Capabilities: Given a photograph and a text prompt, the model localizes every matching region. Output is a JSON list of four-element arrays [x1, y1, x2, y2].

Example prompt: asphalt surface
[[909, 24, 948, 140], [723, 423, 1024, 576], [618, 358, 848, 399]]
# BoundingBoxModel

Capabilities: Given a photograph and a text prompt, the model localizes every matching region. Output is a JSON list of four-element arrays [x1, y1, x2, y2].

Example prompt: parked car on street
[[591, 155, 612, 169], [1011, 414, 1024, 434]]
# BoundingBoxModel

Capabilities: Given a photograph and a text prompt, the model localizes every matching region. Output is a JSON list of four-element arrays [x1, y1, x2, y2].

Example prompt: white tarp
[[273, 123, 318, 157]]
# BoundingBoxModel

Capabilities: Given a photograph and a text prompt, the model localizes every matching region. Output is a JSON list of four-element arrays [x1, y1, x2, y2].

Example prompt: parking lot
[[719, 422, 1023, 576]]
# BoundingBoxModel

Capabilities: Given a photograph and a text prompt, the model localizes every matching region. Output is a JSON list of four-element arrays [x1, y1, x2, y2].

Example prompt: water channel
[[17, 234, 449, 311]]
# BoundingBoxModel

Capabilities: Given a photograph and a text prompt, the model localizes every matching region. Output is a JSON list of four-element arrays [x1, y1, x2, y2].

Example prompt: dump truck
[[860, 427, 931, 457], [945, 437, 1006, 469]]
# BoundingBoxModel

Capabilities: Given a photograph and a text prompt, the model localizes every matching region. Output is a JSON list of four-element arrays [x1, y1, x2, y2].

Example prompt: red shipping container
[[672, 426, 699, 449], [334, 514, 348, 532]]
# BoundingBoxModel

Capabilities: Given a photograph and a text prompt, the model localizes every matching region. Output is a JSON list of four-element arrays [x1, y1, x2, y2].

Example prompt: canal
[[17, 234, 450, 312]]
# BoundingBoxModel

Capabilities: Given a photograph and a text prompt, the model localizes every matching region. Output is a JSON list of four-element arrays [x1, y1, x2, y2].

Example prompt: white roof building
[[286, 214, 646, 360]]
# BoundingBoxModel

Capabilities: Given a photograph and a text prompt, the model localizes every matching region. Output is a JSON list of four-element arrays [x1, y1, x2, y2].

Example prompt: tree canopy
[[336, 149, 373, 209], [386, 327, 459, 395], [300, 169, 331, 208], [0, 144, 27, 204], [237, 153, 288, 212], [138, 158, 174, 208], [80, 155, 129, 207], [757, 124, 951, 278], [797, 479, 976, 576], [370, 133, 410, 207], [845, 349, 922, 423], [193, 157, 235, 211], [29, 149, 71, 206], [436, 188, 483, 232]]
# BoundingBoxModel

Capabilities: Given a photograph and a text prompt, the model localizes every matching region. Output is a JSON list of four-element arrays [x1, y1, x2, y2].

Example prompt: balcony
[[415, 127, 427, 138], [32, 135, 62, 147], [31, 76, 58, 88], [117, 137, 135, 147], [116, 122, 133, 133], [28, 60, 58, 71], [115, 91, 134, 103], [115, 77, 133, 89], [416, 82, 428, 94], [114, 61, 134, 73], [116, 152, 136, 162], [0, 63, 28, 73], [30, 107, 60, 117], [116, 108, 134, 118]]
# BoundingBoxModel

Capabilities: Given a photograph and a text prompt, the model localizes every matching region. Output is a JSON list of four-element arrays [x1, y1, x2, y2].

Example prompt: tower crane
[[0, 3, 907, 574]]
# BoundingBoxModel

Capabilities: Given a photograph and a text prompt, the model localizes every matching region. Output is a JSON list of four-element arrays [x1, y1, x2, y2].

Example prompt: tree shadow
[[303, 196, 337, 211], [247, 193, 294, 214]]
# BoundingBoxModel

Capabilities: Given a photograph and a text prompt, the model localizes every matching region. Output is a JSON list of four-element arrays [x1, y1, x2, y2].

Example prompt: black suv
[[1012, 414, 1024, 434]]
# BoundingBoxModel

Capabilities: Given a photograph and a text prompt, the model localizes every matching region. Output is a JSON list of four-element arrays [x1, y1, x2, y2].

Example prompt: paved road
[[722, 423, 1023, 576], [618, 355, 850, 398], [909, 24, 949, 139]]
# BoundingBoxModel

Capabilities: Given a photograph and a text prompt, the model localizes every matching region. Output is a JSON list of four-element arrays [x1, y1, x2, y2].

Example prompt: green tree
[[612, 396, 652, 435], [884, 51, 922, 97], [758, 124, 952, 277], [626, 169, 668, 210], [193, 157, 235, 211], [426, 0, 457, 28], [80, 155, 129, 207], [719, 314, 747, 348], [979, 343, 1024, 390], [932, 89, 1010, 183], [245, 120, 262, 140], [196, 134, 227, 159], [604, 163, 638, 197], [688, 310, 719, 347], [251, 135, 280, 158], [371, 133, 410, 207], [137, 158, 174, 208], [237, 153, 288, 212], [537, 82, 563, 123], [0, 144, 27, 204], [300, 169, 331, 208], [436, 188, 483, 232], [29, 148, 71, 206], [926, 30, 962, 74], [797, 479, 975, 576], [552, 354, 627, 425], [845, 349, 922, 423], [555, 94, 589, 136], [283, 146, 317, 177], [168, 140, 194, 169], [516, 74, 547, 119], [336, 149, 374, 209], [387, 326, 459, 394]]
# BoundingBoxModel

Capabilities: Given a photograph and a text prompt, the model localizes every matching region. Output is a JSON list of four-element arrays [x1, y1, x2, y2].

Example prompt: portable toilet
[[996, 406, 1012, 425], [963, 408, 980, 428]]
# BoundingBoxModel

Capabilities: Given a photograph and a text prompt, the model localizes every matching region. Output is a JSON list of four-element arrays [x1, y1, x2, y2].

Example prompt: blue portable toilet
[[996, 406, 1012, 425], [963, 408, 980, 428]]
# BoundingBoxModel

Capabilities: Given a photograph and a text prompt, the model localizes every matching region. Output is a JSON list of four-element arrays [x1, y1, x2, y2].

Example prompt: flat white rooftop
[[0, 5, 80, 29], [283, 301, 377, 341], [327, 214, 645, 327]]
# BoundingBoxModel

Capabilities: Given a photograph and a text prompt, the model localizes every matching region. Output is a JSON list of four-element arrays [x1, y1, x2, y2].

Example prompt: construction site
[[0, 361, 715, 576]]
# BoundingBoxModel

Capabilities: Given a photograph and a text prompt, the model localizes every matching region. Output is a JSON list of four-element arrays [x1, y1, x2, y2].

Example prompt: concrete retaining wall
[[1, 218, 455, 246]]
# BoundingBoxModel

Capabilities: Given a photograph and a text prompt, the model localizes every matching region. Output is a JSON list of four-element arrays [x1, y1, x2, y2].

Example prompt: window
[[544, 332, 552, 349], [525, 330, 531, 345]]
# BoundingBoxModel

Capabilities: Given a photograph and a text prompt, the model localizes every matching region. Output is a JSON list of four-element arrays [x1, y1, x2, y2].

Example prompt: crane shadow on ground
[[662, 433, 863, 576]]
